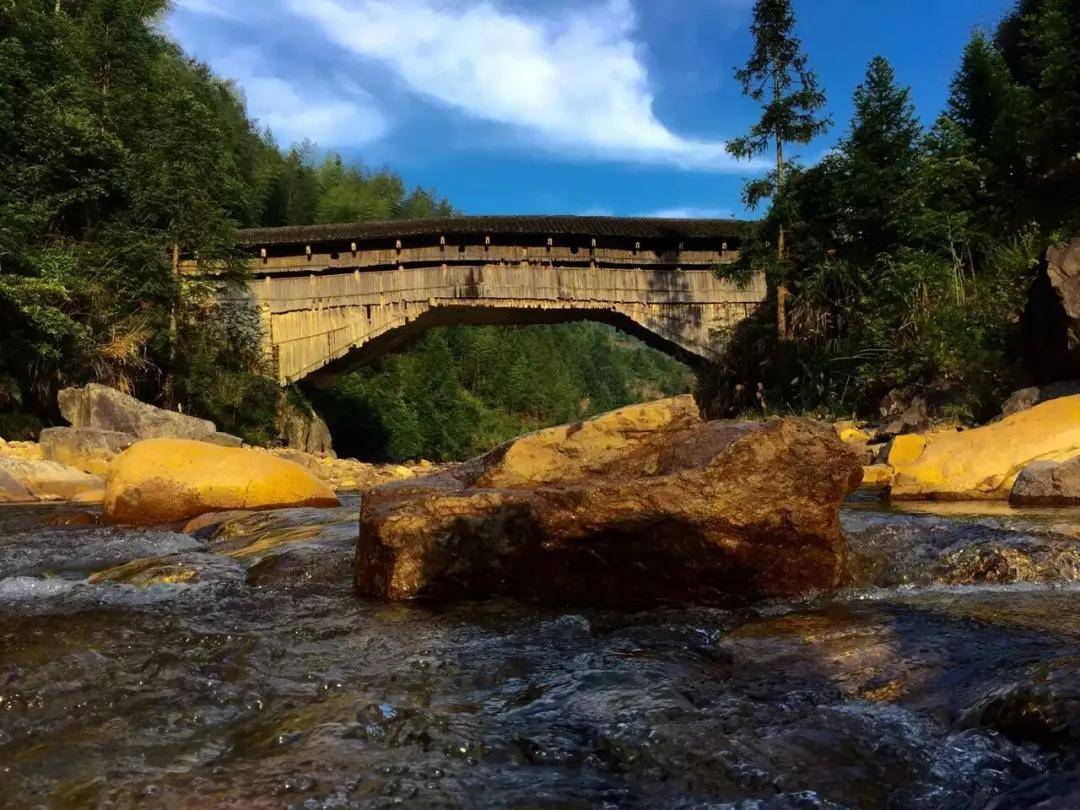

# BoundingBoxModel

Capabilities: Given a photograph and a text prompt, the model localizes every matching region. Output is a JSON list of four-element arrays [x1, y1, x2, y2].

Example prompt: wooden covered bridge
[[187, 216, 765, 386]]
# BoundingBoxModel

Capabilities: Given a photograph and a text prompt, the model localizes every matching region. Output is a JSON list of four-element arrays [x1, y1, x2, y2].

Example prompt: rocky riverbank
[[838, 385, 1080, 506], [0, 384, 439, 509]]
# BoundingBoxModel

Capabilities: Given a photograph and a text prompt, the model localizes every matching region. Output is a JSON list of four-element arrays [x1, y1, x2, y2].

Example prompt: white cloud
[[171, 0, 238, 20], [644, 206, 737, 219], [211, 49, 389, 148], [282, 0, 743, 170]]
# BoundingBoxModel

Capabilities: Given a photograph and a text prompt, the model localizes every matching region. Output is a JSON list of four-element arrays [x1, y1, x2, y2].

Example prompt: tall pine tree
[[947, 31, 1031, 229], [841, 56, 922, 262], [728, 0, 829, 339]]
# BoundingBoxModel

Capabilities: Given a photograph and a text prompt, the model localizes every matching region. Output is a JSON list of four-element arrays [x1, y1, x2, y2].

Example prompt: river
[[1, 497, 1078, 808]]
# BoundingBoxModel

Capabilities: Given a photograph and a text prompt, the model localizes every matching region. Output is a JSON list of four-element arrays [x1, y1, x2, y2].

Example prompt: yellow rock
[[476, 395, 702, 488], [104, 438, 340, 524], [71, 488, 105, 504], [887, 434, 928, 467], [861, 464, 894, 488], [891, 395, 1080, 500], [834, 421, 871, 444], [0, 441, 44, 461], [0, 457, 104, 503]]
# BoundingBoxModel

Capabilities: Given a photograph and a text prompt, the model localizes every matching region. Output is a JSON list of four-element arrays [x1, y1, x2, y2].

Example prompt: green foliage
[[711, 1, 1073, 422], [315, 324, 694, 463], [0, 0, 272, 419], [727, 0, 830, 164]]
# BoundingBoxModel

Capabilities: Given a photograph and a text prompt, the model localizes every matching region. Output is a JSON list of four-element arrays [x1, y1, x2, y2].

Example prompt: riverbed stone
[[1010, 457, 1080, 506], [0, 440, 44, 461], [891, 395, 1080, 500], [267, 447, 436, 492], [861, 464, 894, 489], [0, 456, 105, 503], [104, 438, 340, 524], [356, 399, 863, 605], [58, 383, 217, 441], [887, 434, 927, 467], [38, 426, 136, 475]]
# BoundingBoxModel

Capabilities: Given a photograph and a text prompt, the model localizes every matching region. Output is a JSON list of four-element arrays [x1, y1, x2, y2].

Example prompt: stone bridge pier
[[186, 216, 765, 387]]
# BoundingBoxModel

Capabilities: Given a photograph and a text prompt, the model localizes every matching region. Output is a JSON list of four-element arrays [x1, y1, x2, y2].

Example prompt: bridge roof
[[237, 215, 753, 247]]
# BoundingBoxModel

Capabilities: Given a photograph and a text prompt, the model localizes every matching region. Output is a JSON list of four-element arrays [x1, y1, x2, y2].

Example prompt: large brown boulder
[[58, 384, 217, 441], [355, 397, 863, 605], [1026, 238, 1080, 382], [1047, 238, 1080, 348]]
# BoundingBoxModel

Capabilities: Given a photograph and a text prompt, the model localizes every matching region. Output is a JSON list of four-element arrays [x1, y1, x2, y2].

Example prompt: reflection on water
[[0, 499, 1078, 808]]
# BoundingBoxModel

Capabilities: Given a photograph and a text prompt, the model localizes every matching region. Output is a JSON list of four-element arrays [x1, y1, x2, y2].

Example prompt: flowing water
[[1, 496, 1079, 808]]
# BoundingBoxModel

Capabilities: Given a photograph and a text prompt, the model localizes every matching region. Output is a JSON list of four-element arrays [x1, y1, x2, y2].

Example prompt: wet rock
[[1011, 457, 1080, 506], [891, 396, 1080, 500], [1001, 380, 1080, 418], [962, 657, 1080, 753], [357, 399, 863, 604], [104, 439, 339, 524], [58, 383, 217, 441], [0, 457, 104, 503], [38, 426, 136, 476], [42, 511, 98, 527], [89, 553, 245, 587], [0, 525, 199, 579], [188, 505, 360, 588], [844, 510, 1080, 588], [983, 770, 1080, 810]]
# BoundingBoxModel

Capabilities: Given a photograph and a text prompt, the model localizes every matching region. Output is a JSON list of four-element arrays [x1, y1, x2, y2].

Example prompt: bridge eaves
[[236, 215, 755, 248]]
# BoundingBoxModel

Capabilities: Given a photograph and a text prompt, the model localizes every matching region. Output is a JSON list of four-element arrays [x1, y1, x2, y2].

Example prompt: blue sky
[[167, 0, 1015, 219]]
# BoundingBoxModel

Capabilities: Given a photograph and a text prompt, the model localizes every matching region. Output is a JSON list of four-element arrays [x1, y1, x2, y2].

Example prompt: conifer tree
[[728, 0, 829, 339], [841, 56, 922, 261], [947, 31, 1031, 228]]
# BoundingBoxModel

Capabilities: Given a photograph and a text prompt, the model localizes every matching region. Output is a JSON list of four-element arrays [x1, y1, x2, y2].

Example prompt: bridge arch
[[195, 216, 765, 386]]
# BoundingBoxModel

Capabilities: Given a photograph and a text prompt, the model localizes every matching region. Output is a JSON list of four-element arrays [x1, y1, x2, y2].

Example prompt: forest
[[0, 0, 689, 458], [2, 0, 1078, 457], [707, 0, 1080, 423]]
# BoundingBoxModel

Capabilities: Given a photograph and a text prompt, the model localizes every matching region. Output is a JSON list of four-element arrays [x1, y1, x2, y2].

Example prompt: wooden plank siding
[[185, 217, 765, 386]]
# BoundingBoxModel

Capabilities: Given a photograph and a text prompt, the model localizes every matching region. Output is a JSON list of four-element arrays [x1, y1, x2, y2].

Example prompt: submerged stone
[[356, 398, 863, 605]]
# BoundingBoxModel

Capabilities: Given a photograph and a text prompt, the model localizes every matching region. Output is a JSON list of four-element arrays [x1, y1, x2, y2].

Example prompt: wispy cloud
[[171, 0, 239, 20], [280, 0, 744, 170], [194, 46, 389, 149], [643, 206, 738, 219]]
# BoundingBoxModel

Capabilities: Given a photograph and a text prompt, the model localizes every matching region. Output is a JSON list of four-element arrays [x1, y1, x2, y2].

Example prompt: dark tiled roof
[[237, 215, 753, 246]]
